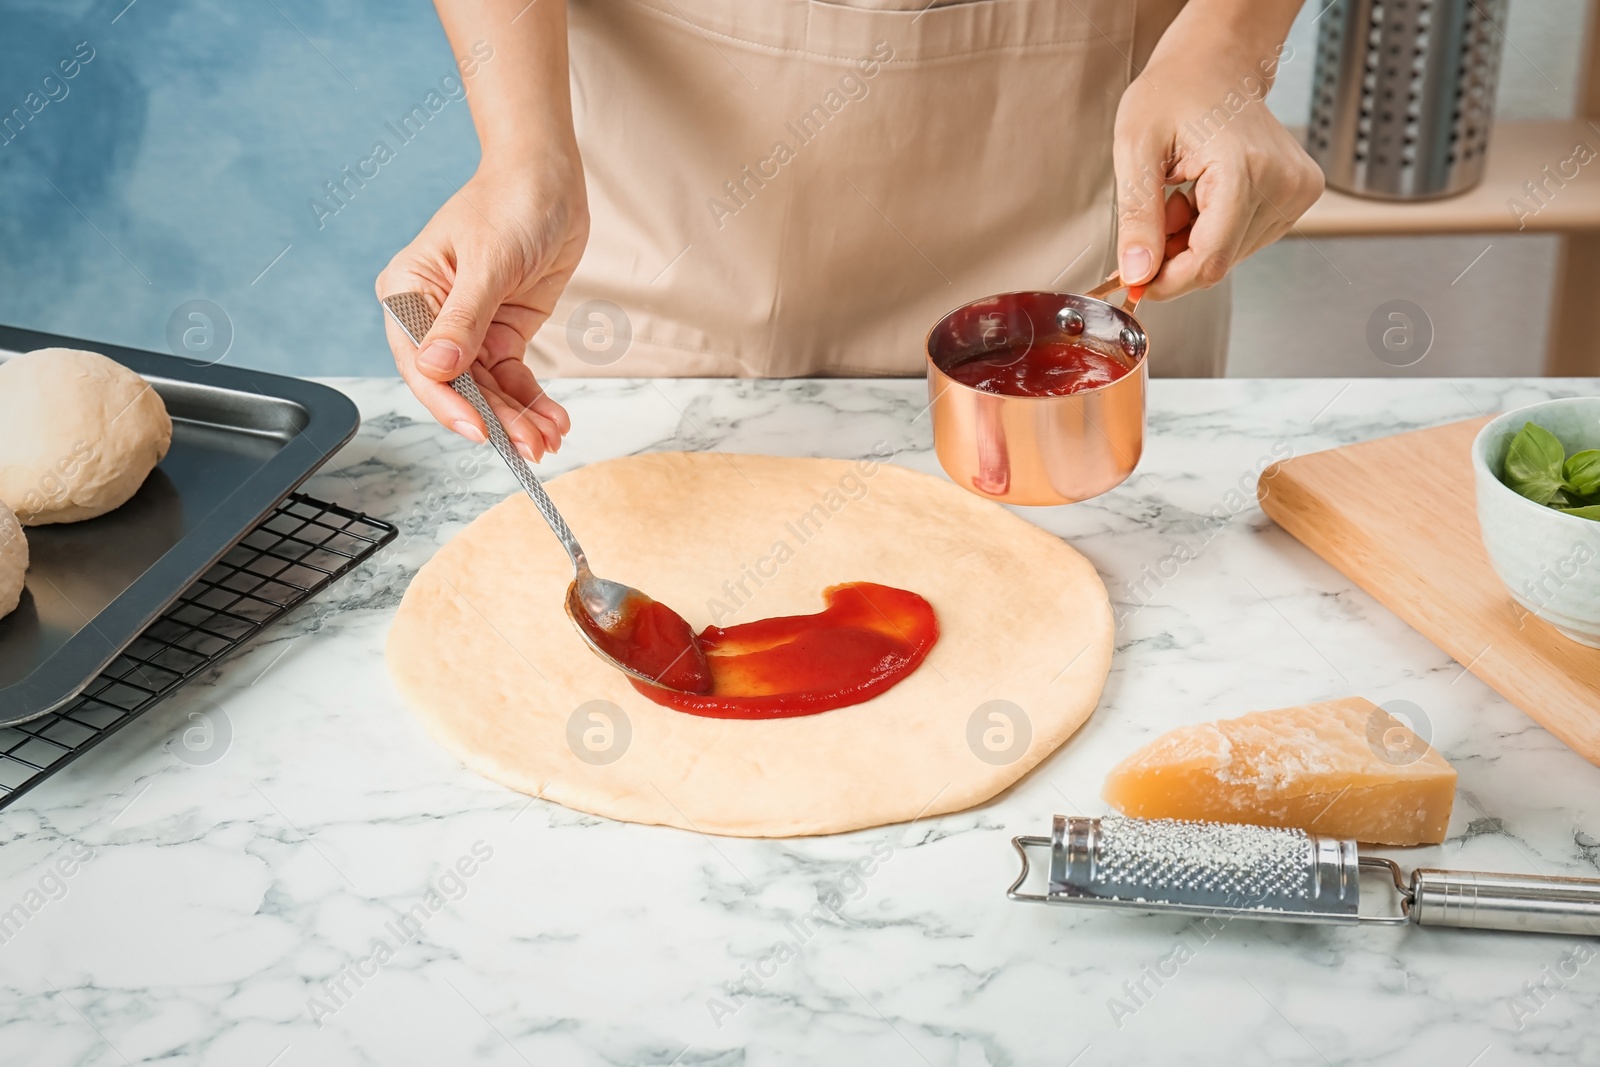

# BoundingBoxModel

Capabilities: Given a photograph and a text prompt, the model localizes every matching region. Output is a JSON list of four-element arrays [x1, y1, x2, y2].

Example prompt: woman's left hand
[[1111, 11, 1324, 301]]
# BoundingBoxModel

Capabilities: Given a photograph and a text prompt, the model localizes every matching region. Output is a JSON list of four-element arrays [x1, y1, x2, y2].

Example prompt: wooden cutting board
[[1258, 416, 1600, 767]]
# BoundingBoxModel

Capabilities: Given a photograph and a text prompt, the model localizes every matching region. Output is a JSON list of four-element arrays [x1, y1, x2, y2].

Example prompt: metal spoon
[[380, 292, 711, 694]]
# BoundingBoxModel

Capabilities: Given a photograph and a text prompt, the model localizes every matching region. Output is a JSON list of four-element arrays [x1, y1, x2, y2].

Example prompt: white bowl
[[1472, 397, 1600, 647]]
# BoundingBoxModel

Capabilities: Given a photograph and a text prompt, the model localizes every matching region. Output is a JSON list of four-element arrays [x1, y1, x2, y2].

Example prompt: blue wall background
[[0, 0, 477, 376]]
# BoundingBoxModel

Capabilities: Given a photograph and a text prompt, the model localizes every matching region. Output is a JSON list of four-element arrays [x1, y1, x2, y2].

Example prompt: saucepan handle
[[1084, 217, 1194, 314], [1084, 272, 1142, 314]]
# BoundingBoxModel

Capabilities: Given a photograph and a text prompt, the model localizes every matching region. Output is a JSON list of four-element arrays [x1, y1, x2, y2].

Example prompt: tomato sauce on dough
[[631, 582, 938, 718]]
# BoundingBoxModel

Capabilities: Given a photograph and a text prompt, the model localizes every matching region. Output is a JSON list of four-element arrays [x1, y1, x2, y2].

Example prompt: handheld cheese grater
[[1009, 815, 1600, 936]]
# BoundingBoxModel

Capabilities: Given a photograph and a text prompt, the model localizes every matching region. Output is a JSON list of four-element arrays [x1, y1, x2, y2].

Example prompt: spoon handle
[[450, 375, 586, 562], [380, 292, 587, 570]]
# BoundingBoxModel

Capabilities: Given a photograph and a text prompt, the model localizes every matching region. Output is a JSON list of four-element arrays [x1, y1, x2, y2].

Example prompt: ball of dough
[[0, 348, 172, 526], [0, 507, 25, 620]]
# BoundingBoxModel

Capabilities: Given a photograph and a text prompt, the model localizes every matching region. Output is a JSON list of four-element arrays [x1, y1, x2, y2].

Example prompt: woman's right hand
[[377, 154, 588, 461]]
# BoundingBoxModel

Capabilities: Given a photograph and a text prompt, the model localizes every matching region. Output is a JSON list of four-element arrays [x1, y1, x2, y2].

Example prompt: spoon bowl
[[565, 574, 712, 693]]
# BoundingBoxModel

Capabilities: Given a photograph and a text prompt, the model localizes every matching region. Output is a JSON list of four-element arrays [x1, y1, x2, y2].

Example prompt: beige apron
[[527, 0, 1229, 379]]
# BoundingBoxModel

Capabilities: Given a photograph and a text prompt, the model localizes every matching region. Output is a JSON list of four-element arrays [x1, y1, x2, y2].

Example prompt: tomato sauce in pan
[[944, 340, 1132, 398]]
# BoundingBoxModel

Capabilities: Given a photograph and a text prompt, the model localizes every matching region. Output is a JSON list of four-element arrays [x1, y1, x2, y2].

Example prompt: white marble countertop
[[5, 376, 1600, 1067]]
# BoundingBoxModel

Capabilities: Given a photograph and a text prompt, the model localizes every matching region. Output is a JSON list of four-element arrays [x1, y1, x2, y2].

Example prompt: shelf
[[1291, 119, 1600, 237]]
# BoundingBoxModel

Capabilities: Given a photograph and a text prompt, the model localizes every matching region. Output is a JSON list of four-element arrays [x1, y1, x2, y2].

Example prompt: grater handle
[[1407, 868, 1600, 936], [1006, 835, 1052, 904], [379, 292, 588, 572]]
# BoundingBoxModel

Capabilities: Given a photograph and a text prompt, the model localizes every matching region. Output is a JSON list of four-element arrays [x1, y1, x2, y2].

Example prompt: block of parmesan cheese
[[1101, 697, 1456, 845]]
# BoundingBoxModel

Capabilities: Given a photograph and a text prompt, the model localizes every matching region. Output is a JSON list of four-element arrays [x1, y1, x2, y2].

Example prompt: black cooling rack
[[0, 493, 395, 809]]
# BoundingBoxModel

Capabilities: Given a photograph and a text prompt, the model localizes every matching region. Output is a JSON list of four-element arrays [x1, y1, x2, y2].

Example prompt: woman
[[378, 0, 1321, 461]]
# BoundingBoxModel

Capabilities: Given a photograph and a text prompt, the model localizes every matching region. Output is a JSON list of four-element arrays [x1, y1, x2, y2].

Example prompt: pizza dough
[[0, 507, 25, 620], [387, 453, 1114, 837], [0, 348, 172, 526]]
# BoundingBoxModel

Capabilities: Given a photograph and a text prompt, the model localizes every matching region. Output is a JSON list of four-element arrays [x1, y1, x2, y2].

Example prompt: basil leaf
[[1504, 422, 1570, 505], [1564, 449, 1600, 496], [1556, 504, 1600, 521]]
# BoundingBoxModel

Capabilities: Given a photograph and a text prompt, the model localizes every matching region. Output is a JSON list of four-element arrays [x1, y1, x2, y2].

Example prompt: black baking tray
[[0, 493, 394, 808], [0, 324, 361, 725]]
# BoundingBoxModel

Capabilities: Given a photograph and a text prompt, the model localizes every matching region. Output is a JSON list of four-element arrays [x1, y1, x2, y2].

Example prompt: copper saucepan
[[924, 274, 1147, 507]]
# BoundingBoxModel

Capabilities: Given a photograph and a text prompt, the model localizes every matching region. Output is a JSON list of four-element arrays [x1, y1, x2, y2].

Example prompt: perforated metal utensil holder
[[1307, 0, 1507, 199]]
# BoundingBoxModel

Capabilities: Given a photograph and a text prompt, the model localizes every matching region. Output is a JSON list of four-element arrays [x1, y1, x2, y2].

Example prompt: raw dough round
[[0, 507, 25, 620], [387, 453, 1114, 837], [0, 348, 172, 526]]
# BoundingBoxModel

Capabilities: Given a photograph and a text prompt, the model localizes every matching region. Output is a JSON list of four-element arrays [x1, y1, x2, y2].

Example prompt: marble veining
[[3, 377, 1600, 1067]]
